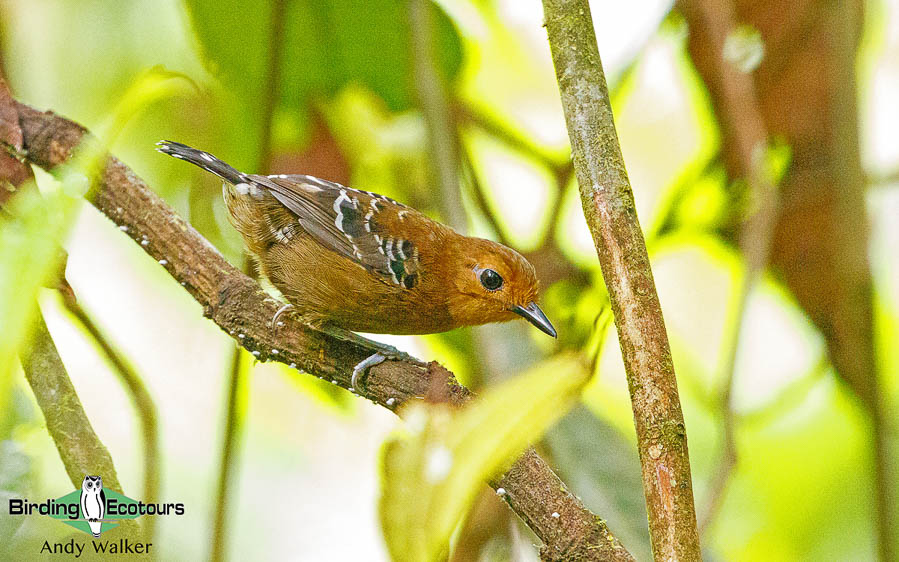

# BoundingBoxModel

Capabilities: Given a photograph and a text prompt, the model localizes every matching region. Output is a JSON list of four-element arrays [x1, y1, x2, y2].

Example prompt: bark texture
[[541, 1, 702, 559]]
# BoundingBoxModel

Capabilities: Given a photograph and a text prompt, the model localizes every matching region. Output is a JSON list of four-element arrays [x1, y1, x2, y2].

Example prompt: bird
[[156, 140, 556, 388], [80, 475, 105, 538]]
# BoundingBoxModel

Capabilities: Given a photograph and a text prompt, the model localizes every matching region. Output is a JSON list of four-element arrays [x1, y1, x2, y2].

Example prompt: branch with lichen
[[5, 96, 634, 561], [542, 0, 702, 559]]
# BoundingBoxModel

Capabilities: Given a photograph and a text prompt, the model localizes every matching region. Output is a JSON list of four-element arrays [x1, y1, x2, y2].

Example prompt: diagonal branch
[[8, 99, 634, 561], [541, 1, 702, 559]]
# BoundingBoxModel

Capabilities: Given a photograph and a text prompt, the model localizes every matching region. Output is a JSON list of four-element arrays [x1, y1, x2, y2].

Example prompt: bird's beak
[[513, 302, 557, 338]]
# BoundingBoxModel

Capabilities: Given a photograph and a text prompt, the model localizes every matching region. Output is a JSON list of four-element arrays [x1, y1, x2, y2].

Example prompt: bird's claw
[[351, 347, 425, 392], [352, 352, 387, 391], [271, 303, 295, 332]]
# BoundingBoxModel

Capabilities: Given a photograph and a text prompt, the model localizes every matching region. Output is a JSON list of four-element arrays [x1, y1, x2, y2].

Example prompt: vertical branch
[[210, 344, 249, 562], [255, 0, 286, 174], [410, 0, 467, 232], [61, 294, 161, 541], [210, 2, 286, 559], [541, 1, 702, 560]]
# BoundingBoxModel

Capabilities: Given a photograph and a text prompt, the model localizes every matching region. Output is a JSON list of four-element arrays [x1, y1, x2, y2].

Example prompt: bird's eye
[[479, 269, 503, 291]]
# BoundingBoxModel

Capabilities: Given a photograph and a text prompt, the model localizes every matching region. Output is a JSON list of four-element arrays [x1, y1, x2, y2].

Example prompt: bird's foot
[[317, 326, 424, 391], [351, 345, 424, 392], [270, 303, 295, 332], [352, 353, 387, 391]]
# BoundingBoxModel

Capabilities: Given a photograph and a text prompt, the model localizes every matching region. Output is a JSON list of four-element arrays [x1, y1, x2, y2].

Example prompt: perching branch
[[9, 99, 634, 560], [541, 1, 702, 560]]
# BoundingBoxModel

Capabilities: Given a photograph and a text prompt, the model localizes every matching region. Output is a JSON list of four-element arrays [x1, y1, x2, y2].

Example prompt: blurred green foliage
[[0, 0, 896, 560], [379, 354, 589, 561]]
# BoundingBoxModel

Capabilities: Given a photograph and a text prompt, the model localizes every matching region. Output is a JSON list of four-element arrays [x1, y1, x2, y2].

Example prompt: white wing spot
[[397, 210, 408, 221], [201, 153, 215, 162], [234, 183, 250, 195], [333, 189, 350, 233]]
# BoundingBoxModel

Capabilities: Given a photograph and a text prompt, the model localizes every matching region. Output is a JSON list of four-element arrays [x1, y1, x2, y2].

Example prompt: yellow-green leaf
[[378, 354, 590, 562]]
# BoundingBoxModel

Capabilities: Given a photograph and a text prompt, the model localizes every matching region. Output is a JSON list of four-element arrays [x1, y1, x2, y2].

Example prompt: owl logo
[[80, 475, 106, 537]]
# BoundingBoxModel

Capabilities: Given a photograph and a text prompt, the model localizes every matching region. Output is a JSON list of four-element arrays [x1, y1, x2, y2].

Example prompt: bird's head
[[445, 237, 556, 337]]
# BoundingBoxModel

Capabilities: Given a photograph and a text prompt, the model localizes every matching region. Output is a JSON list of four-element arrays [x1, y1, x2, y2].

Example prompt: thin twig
[[459, 138, 510, 246], [868, 167, 899, 188], [542, 1, 702, 559], [60, 294, 160, 542], [0, 79, 141, 542], [210, 343, 248, 562], [410, 0, 467, 232], [210, 1, 287, 559], [455, 101, 568, 176]]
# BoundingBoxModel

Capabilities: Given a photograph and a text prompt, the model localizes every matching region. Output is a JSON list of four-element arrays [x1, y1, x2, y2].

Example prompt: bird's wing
[[256, 174, 423, 289], [99, 490, 106, 516]]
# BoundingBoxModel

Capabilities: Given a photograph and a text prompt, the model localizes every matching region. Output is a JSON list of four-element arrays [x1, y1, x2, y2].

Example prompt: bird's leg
[[351, 353, 387, 391], [319, 325, 425, 391], [270, 303, 295, 332]]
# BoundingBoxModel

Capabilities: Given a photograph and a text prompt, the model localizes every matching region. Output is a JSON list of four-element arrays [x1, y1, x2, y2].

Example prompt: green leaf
[[0, 184, 75, 394], [183, 0, 463, 115], [378, 354, 590, 562], [0, 67, 188, 429]]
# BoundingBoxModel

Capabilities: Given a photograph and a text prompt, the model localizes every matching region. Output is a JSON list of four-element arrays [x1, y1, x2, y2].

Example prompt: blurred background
[[1, 0, 898, 560]]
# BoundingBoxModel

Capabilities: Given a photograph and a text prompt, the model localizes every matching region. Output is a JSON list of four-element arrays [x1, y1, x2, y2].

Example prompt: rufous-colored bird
[[156, 140, 556, 388]]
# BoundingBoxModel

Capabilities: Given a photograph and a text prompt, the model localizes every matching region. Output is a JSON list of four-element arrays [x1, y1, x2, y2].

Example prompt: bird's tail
[[155, 140, 248, 185]]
